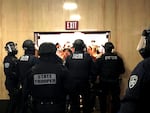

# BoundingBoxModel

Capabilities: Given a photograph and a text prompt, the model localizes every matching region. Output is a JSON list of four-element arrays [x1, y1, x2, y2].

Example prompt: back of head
[[104, 42, 114, 53], [5, 41, 18, 55], [22, 39, 35, 52], [73, 39, 86, 51], [38, 42, 57, 56]]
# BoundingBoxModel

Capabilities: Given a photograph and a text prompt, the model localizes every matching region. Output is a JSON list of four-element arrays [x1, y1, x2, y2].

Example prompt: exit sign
[[65, 21, 78, 30]]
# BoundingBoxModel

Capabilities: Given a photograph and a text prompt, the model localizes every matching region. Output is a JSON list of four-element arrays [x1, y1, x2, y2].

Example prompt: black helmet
[[38, 42, 56, 55], [137, 29, 150, 59], [73, 39, 86, 51], [5, 41, 18, 55], [142, 29, 150, 37], [104, 42, 114, 53], [22, 39, 35, 51]]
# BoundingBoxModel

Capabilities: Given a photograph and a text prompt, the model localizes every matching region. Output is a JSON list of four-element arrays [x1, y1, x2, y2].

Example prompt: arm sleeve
[[119, 62, 144, 113]]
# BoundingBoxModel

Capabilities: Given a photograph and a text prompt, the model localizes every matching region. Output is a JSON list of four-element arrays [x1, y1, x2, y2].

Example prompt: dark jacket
[[119, 57, 150, 113], [95, 52, 125, 82], [23, 54, 73, 113], [65, 51, 96, 89], [3, 54, 19, 92], [18, 52, 39, 85]]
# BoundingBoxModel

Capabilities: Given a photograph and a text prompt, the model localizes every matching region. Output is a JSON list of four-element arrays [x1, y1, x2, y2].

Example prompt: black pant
[[70, 88, 91, 113], [32, 101, 66, 113], [98, 81, 120, 113], [6, 89, 21, 113]]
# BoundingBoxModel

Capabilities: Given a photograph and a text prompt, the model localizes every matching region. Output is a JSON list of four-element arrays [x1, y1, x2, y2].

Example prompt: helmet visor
[[136, 36, 146, 51], [6, 43, 17, 52]]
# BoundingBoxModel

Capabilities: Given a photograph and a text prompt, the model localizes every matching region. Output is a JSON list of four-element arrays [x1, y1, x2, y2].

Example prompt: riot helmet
[[22, 39, 35, 51], [104, 42, 114, 53], [73, 39, 86, 51], [5, 41, 18, 55], [137, 29, 150, 59], [38, 42, 57, 55]]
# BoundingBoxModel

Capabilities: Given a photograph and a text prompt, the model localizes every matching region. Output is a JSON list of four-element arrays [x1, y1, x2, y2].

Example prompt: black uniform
[[18, 50, 39, 87], [18, 54, 39, 113], [119, 58, 150, 113], [3, 42, 20, 113], [119, 29, 150, 113], [65, 39, 95, 113], [22, 42, 73, 113], [17, 40, 39, 113], [95, 43, 125, 113], [4, 55, 19, 93]]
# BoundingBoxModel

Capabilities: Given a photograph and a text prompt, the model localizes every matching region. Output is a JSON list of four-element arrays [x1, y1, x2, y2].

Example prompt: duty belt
[[34, 99, 57, 105], [40, 101, 54, 105]]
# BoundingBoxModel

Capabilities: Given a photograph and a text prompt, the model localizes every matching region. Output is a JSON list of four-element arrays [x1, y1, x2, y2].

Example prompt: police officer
[[65, 39, 96, 113], [95, 42, 125, 113], [119, 28, 150, 113], [18, 39, 39, 113], [3, 41, 20, 113], [18, 39, 39, 87], [21, 42, 73, 113]]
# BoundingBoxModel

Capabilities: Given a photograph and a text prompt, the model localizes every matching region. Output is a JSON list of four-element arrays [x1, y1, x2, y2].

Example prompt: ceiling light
[[63, 2, 77, 10]]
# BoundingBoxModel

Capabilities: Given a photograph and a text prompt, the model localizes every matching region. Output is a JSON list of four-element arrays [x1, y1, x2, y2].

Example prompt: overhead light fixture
[[63, 2, 77, 10], [70, 14, 81, 20]]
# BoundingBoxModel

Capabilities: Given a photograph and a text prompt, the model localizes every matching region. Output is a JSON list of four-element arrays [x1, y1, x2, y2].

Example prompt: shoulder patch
[[129, 75, 138, 89], [4, 63, 10, 68]]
